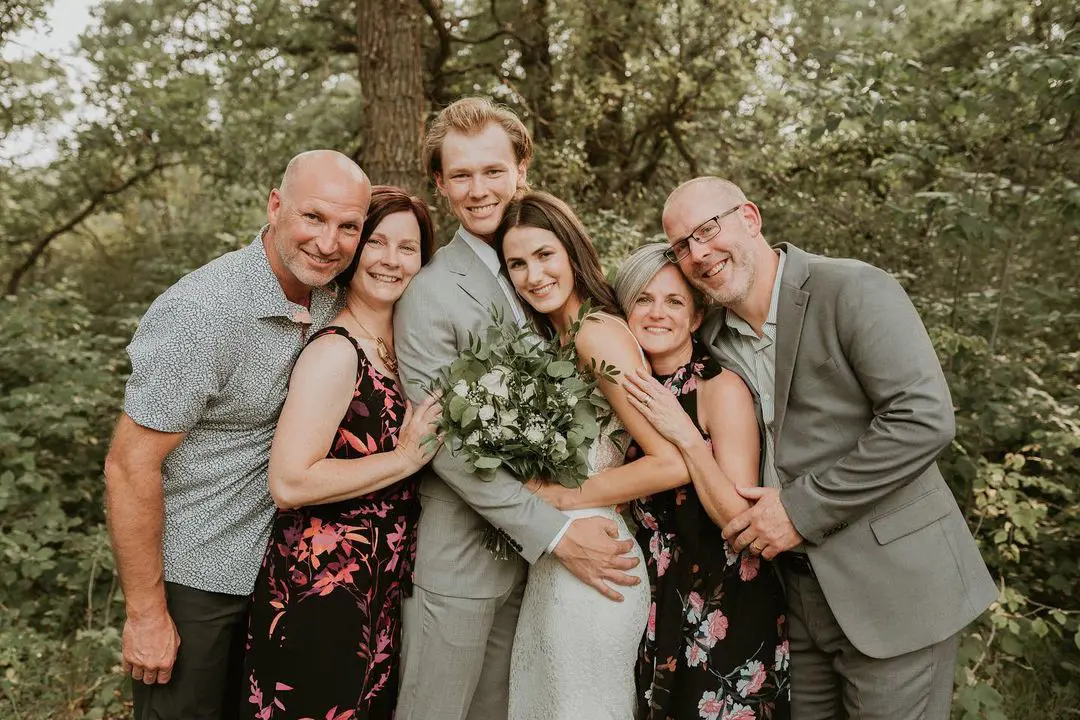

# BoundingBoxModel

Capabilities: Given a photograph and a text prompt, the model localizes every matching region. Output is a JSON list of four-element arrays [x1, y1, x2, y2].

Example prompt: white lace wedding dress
[[508, 415, 651, 720]]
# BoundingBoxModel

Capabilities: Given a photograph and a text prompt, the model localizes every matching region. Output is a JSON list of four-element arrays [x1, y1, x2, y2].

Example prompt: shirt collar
[[458, 226, 501, 277], [246, 227, 339, 324], [766, 248, 787, 326], [725, 247, 787, 336]]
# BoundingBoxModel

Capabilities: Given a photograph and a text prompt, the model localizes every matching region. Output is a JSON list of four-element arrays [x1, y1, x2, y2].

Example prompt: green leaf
[[474, 456, 502, 470], [546, 360, 576, 378], [998, 632, 1024, 657], [448, 395, 467, 423]]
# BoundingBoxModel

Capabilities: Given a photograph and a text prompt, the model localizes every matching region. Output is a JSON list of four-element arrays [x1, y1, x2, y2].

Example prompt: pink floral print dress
[[244, 326, 421, 720], [630, 344, 790, 720]]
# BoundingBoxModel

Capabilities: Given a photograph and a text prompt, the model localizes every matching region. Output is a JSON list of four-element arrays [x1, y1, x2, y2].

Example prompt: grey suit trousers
[[396, 562, 526, 720], [783, 566, 959, 720]]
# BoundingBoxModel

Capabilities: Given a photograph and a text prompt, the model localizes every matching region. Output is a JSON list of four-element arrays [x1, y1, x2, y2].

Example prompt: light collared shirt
[[716, 249, 787, 491], [457, 226, 570, 551], [124, 232, 341, 594], [459, 227, 527, 326]]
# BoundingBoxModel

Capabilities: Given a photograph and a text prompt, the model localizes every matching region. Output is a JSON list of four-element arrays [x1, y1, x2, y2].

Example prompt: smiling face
[[266, 155, 371, 296], [662, 181, 761, 307], [349, 210, 424, 309], [435, 123, 526, 241], [502, 225, 578, 318], [627, 264, 702, 361]]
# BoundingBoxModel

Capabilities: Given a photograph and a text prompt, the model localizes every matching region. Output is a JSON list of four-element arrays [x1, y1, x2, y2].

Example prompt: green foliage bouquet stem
[[424, 306, 618, 491]]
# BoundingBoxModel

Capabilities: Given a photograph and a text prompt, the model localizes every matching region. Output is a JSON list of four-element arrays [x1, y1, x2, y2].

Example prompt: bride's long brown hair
[[494, 191, 621, 337]]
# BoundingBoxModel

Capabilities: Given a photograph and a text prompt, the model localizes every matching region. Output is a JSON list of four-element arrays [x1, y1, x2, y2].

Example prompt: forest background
[[1, 0, 1078, 717]]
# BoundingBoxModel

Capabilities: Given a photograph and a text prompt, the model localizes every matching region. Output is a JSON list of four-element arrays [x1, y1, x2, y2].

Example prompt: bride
[[495, 191, 688, 719]]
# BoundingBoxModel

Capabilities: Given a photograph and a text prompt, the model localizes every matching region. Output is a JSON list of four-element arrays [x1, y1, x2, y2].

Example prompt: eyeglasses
[[664, 204, 743, 263]]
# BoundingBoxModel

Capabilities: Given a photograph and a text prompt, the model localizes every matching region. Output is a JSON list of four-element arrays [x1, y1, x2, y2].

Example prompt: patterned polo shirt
[[123, 232, 341, 595]]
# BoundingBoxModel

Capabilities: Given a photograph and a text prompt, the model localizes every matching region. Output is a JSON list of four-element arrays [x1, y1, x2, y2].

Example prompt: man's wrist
[[124, 585, 169, 619], [546, 519, 573, 556]]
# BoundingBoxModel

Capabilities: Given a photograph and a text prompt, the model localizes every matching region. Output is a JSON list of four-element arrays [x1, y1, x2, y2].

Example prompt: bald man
[[661, 177, 995, 720], [104, 150, 371, 720]]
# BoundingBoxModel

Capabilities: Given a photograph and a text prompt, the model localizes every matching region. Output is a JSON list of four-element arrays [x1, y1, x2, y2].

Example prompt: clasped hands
[[723, 486, 804, 559], [624, 368, 803, 560]]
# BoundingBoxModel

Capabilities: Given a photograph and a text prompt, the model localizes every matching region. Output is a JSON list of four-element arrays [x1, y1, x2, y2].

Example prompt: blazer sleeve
[[780, 266, 956, 545], [394, 277, 568, 563]]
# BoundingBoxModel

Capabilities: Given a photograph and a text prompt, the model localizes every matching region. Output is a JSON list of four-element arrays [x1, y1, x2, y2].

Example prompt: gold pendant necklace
[[345, 305, 398, 373]]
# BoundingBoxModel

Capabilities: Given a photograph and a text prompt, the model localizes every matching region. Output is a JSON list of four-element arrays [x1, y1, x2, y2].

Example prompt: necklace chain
[[344, 304, 397, 373]]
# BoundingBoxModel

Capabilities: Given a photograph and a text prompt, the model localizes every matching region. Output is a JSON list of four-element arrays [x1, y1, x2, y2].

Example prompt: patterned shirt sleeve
[[124, 295, 225, 433]]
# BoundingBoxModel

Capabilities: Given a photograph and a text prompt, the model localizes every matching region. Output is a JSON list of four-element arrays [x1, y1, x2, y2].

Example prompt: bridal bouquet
[[423, 307, 618, 491]]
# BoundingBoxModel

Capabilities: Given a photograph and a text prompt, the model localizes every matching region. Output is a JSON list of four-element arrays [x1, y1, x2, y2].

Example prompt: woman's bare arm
[[269, 334, 440, 510]]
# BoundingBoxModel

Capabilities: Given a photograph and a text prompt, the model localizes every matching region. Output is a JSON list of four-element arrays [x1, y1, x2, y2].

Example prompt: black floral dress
[[630, 345, 790, 720], [245, 326, 421, 720]]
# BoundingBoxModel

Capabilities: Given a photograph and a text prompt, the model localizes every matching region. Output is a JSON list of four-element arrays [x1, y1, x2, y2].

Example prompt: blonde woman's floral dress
[[631, 345, 791, 720], [245, 326, 421, 720]]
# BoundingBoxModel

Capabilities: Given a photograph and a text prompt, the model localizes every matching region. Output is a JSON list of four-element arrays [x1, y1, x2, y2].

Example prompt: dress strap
[[307, 325, 360, 350]]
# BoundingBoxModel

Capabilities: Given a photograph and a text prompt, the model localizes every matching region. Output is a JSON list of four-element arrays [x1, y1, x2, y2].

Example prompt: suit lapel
[[773, 243, 811, 438], [443, 232, 516, 320]]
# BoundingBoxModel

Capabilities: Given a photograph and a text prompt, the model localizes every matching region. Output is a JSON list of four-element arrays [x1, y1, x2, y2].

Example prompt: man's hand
[[121, 607, 181, 685], [553, 516, 640, 601], [722, 486, 804, 560]]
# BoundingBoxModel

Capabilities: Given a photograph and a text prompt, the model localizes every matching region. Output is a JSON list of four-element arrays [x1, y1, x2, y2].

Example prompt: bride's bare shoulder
[[573, 312, 643, 371]]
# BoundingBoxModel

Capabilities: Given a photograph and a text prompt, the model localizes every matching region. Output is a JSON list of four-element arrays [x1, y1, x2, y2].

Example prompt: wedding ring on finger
[[751, 540, 764, 553]]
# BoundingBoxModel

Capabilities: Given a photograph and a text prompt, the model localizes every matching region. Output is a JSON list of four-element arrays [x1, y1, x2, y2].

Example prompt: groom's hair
[[422, 96, 534, 179]]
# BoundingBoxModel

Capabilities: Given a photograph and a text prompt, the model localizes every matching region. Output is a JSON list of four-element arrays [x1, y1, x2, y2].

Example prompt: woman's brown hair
[[334, 185, 435, 288], [494, 190, 621, 337]]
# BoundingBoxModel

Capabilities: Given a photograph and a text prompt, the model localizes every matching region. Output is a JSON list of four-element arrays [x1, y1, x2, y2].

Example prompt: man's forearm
[[104, 459, 168, 616], [431, 445, 567, 562]]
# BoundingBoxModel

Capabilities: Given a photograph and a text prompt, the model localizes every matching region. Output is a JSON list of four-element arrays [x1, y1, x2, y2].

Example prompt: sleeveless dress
[[508, 315, 651, 720], [631, 344, 790, 720], [244, 326, 421, 720]]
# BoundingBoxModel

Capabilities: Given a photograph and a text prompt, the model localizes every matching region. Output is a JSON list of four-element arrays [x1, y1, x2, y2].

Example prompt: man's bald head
[[663, 176, 748, 215], [278, 150, 370, 208]]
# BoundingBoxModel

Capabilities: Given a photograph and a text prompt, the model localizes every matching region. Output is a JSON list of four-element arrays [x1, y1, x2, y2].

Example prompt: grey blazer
[[700, 243, 996, 659], [394, 233, 567, 598]]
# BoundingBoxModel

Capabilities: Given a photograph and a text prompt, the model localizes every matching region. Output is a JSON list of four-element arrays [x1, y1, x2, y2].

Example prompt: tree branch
[[5, 157, 181, 296]]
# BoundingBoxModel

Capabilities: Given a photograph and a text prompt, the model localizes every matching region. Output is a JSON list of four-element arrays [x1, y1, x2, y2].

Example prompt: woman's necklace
[[345, 304, 397, 373]]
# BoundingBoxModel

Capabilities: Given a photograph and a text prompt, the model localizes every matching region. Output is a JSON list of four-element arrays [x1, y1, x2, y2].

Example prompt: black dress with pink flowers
[[245, 326, 421, 720], [630, 344, 790, 720]]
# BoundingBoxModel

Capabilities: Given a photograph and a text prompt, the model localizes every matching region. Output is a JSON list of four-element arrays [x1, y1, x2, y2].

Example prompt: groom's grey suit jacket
[[700, 243, 996, 659], [394, 233, 567, 598]]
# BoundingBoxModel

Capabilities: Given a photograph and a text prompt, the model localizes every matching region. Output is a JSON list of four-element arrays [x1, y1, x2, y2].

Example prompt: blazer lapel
[[443, 232, 515, 320], [773, 243, 811, 439]]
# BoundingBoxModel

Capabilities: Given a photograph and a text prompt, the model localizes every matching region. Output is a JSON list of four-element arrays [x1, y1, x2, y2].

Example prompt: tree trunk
[[357, 0, 427, 196], [519, 0, 554, 143]]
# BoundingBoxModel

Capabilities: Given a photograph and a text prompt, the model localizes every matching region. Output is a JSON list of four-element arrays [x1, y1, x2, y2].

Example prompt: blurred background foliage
[[1, 0, 1077, 717]]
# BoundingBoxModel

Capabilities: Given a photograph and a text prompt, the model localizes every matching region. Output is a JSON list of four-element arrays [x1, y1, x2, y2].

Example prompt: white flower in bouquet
[[478, 365, 512, 399], [521, 381, 537, 402]]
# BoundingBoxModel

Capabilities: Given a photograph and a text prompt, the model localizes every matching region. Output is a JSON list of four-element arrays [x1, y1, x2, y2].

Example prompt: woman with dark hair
[[244, 186, 442, 719], [494, 191, 684, 720]]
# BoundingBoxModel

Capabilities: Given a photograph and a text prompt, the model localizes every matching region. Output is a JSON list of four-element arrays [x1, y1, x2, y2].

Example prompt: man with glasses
[[661, 176, 995, 720]]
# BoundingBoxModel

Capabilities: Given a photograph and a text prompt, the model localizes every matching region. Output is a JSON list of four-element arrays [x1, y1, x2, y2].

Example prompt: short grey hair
[[615, 242, 700, 316]]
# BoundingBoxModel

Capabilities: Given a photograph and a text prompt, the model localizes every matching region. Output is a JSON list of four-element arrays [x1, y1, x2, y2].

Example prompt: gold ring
[[751, 541, 763, 553], [641, 396, 650, 407]]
